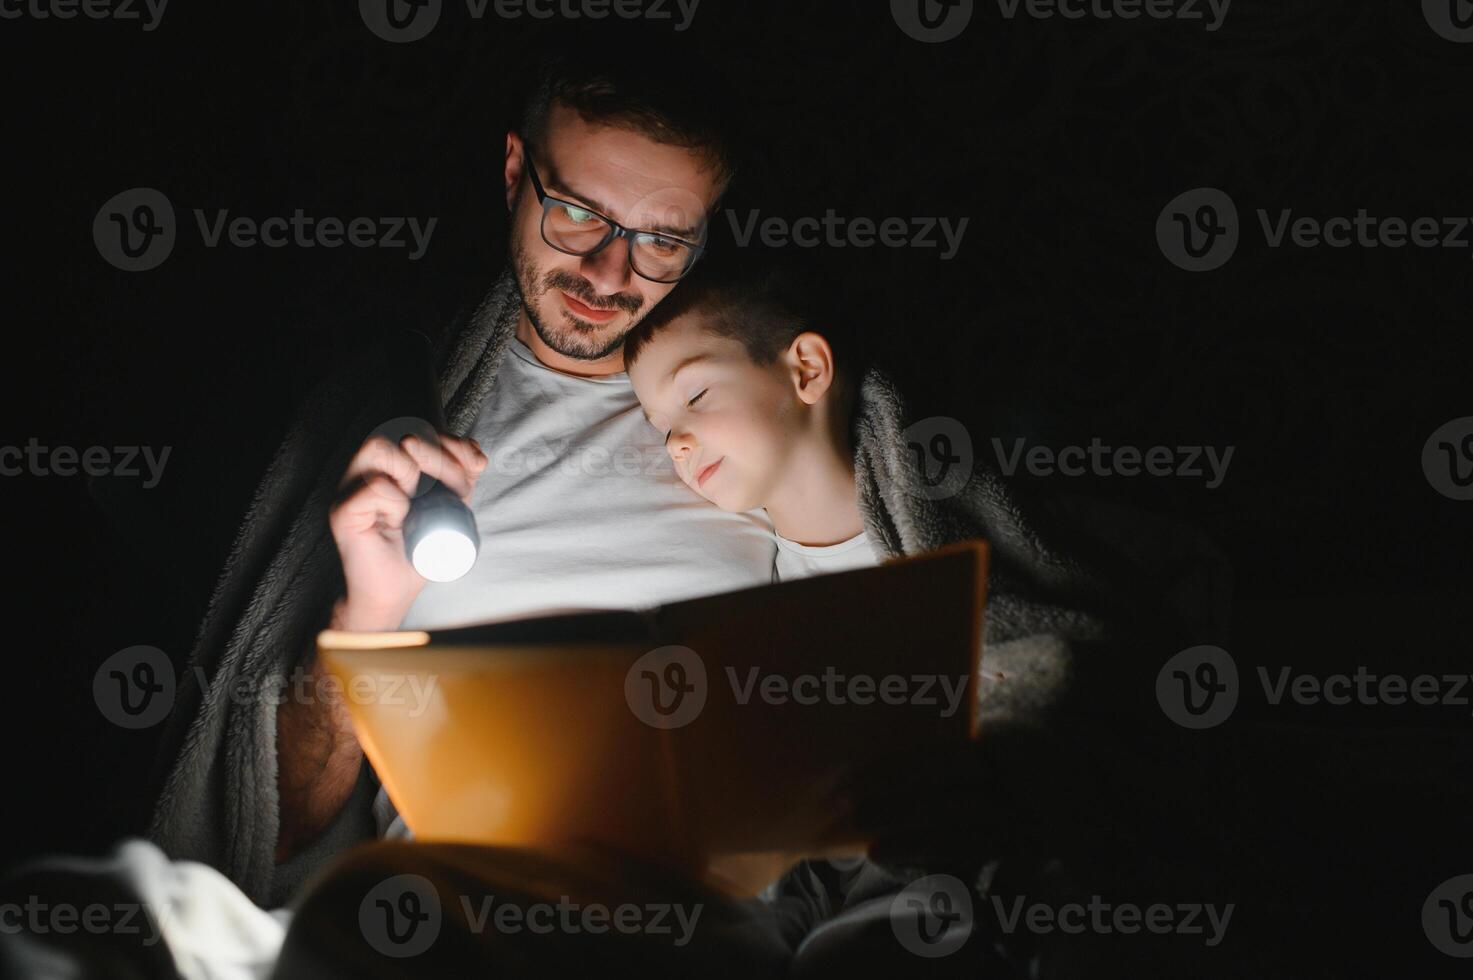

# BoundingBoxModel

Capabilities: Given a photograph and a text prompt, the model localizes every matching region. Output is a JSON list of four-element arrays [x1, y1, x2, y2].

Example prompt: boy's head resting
[[624, 262, 863, 513]]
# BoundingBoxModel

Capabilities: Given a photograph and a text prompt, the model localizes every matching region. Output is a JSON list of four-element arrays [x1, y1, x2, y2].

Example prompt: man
[[274, 56, 779, 865], [145, 49, 783, 910]]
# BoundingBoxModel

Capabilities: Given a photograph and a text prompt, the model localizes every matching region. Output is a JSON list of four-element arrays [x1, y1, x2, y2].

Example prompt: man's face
[[628, 314, 803, 514], [505, 104, 724, 362]]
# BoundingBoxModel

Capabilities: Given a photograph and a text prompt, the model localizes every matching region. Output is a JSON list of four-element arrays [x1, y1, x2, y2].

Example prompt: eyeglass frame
[[519, 144, 708, 284]]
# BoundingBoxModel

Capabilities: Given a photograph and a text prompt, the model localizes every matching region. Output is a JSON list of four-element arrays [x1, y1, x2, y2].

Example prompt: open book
[[318, 538, 988, 894]]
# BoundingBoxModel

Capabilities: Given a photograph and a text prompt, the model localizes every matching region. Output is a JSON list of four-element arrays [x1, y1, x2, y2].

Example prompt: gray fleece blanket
[[146, 267, 1167, 909]]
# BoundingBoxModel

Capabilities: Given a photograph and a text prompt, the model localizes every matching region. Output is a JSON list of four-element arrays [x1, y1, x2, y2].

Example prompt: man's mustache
[[542, 270, 644, 316]]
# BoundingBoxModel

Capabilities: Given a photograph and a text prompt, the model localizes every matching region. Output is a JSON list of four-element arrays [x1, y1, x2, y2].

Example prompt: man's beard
[[510, 233, 646, 361]]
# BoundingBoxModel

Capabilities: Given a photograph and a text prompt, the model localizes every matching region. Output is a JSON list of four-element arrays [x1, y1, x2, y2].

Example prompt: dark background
[[0, 0, 1468, 945]]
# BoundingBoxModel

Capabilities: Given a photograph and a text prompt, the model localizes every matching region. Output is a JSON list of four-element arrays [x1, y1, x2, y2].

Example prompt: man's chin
[[529, 299, 629, 359]]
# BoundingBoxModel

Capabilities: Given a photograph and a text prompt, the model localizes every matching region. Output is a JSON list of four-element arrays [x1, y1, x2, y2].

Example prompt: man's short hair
[[519, 48, 738, 189]]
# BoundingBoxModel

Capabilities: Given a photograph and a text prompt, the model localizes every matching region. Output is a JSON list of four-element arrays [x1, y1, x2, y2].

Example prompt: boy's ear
[[789, 331, 838, 406], [504, 131, 525, 213]]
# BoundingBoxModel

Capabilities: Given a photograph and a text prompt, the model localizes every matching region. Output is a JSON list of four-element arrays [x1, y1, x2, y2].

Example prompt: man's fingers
[[340, 435, 423, 499], [439, 435, 489, 479], [330, 472, 412, 537], [400, 435, 475, 500]]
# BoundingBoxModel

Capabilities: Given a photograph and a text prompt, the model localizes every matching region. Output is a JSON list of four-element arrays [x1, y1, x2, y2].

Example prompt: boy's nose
[[667, 429, 697, 470]]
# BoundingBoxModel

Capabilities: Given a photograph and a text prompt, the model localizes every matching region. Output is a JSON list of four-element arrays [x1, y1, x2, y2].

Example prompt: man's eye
[[561, 205, 596, 225]]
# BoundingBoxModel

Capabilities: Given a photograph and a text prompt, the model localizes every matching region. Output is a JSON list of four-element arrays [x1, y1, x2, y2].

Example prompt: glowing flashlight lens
[[411, 528, 478, 583]]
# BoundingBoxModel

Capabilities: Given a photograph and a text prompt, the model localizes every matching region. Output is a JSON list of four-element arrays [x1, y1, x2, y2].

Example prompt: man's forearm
[[274, 599, 368, 863]]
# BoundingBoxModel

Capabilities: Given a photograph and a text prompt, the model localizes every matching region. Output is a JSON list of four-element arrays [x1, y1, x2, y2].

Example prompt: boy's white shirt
[[771, 528, 882, 583]]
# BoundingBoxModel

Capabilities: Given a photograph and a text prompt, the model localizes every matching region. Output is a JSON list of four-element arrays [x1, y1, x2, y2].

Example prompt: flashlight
[[403, 478, 479, 582], [390, 331, 481, 583]]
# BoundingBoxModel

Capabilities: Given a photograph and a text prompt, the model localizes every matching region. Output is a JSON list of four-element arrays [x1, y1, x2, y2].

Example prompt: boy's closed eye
[[663, 388, 708, 445]]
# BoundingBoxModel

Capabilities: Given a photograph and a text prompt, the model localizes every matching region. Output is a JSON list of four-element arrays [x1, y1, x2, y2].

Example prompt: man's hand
[[276, 430, 487, 863], [329, 431, 488, 630]]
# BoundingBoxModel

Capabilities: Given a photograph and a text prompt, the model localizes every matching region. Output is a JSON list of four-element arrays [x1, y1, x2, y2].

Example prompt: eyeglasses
[[521, 145, 706, 284]]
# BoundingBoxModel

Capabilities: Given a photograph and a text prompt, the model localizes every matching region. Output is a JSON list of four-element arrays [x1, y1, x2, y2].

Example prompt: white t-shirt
[[374, 332, 778, 837], [772, 529, 883, 583]]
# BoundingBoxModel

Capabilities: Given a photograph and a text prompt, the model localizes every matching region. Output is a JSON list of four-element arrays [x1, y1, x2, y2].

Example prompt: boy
[[624, 263, 882, 583]]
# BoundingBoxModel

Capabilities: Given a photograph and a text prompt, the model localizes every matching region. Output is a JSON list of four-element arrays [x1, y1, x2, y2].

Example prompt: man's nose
[[579, 235, 634, 296]]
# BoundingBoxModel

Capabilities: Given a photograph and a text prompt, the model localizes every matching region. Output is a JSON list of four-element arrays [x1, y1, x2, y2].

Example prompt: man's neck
[[515, 309, 627, 378], [763, 429, 864, 547]]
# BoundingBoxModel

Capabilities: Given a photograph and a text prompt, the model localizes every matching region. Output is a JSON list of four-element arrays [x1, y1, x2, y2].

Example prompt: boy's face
[[628, 314, 803, 513]]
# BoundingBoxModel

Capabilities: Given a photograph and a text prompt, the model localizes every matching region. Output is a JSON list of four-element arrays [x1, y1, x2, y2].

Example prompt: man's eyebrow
[[545, 165, 703, 240]]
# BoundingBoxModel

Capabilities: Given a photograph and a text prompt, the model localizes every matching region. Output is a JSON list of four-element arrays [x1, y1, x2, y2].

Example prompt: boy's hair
[[519, 48, 739, 190], [624, 259, 867, 423]]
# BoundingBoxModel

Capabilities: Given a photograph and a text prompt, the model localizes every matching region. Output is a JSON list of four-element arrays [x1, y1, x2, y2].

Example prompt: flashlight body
[[402, 478, 481, 580]]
